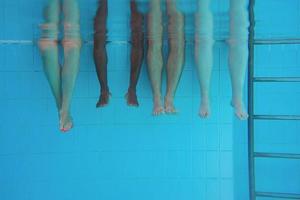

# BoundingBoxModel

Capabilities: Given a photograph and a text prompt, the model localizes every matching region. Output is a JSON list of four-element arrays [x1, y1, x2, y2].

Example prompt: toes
[[126, 97, 139, 107], [199, 102, 210, 119], [236, 113, 244, 120], [96, 101, 108, 107], [96, 99, 109, 107], [126, 92, 139, 107], [235, 111, 249, 120], [62, 126, 72, 132], [61, 123, 73, 133], [153, 111, 163, 116], [199, 111, 209, 118], [63, 120, 73, 132], [59, 121, 64, 131], [128, 98, 139, 107], [164, 101, 177, 114], [152, 107, 164, 116], [231, 100, 248, 120], [61, 128, 69, 133], [59, 116, 66, 132], [241, 112, 249, 120], [128, 102, 139, 107], [60, 125, 69, 133], [127, 101, 138, 106], [165, 106, 177, 114], [96, 93, 111, 108], [199, 107, 210, 118], [59, 114, 73, 133]]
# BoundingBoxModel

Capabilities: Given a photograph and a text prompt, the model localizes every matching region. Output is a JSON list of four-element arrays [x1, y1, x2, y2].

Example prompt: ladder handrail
[[248, 0, 256, 199]]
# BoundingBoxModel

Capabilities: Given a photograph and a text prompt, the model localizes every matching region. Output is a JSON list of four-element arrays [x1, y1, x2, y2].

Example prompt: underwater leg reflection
[[94, 0, 110, 107]]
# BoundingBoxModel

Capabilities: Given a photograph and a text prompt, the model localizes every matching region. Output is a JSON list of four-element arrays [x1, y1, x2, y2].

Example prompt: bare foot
[[231, 100, 248, 120], [59, 111, 73, 133], [152, 97, 164, 116], [199, 100, 210, 118], [164, 96, 177, 114], [126, 89, 139, 107], [153, 105, 164, 116], [96, 91, 111, 107]]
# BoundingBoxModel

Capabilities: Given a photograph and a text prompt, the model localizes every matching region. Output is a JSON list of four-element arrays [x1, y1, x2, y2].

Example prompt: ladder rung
[[254, 77, 300, 82], [254, 152, 300, 159], [254, 38, 300, 45], [253, 115, 300, 120], [256, 191, 300, 199]]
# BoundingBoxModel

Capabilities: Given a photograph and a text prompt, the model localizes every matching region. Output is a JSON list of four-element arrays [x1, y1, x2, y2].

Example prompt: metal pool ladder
[[248, 0, 300, 199]]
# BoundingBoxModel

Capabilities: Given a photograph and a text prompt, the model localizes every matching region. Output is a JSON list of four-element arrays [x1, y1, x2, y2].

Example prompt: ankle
[[101, 88, 110, 94], [154, 96, 162, 104], [232, 97, 243, 105], [59, 109, 70, 117], [128, 87, 136, 93], [165, 94, 174, 102]]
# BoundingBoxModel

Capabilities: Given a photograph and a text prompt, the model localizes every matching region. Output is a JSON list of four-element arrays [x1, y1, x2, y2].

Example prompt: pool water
[[0, 0, 299, 200]]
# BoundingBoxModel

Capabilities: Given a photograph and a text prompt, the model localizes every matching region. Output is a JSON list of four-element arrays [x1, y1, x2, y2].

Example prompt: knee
[[148, 40, 162, 50], [195, 37, 214, 46], [63, 23, 81, 49], [40, 23, 59, 38], [169, 45, 184, 57], [63, 0, 80, 22], [62, 38, 82, 49], [64, 23, 81, 38], [94, 43, 106, 51], [94, 34, 106, 48], [147, 27, 163, 42], [228, 37, 248, 46], [131, 34, 144, 46], [39, 39, 57, 51]]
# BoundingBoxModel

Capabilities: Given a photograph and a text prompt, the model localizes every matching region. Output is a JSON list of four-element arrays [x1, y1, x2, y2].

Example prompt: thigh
[[43, 0, 61, 23], [62, 0, 80, 23]]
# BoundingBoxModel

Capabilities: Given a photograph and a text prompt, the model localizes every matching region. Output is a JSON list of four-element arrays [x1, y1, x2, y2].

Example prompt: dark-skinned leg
[[126, 0, 145, 106], [165, 0, 185, 114], [147, 0, 164, 115], [94, 0, 110, 107]]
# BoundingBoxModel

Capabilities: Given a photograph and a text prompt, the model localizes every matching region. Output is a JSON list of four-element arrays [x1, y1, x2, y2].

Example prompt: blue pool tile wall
[[0, 0, 300, 200]]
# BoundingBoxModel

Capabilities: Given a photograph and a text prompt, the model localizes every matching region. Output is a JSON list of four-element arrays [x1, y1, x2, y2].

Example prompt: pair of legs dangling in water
[[148, 0, 185, 115], [94, 0, 185, 115], [195, 0, 249, 120], [39, 0, 81, 132], [94, 0, 144, 107]]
